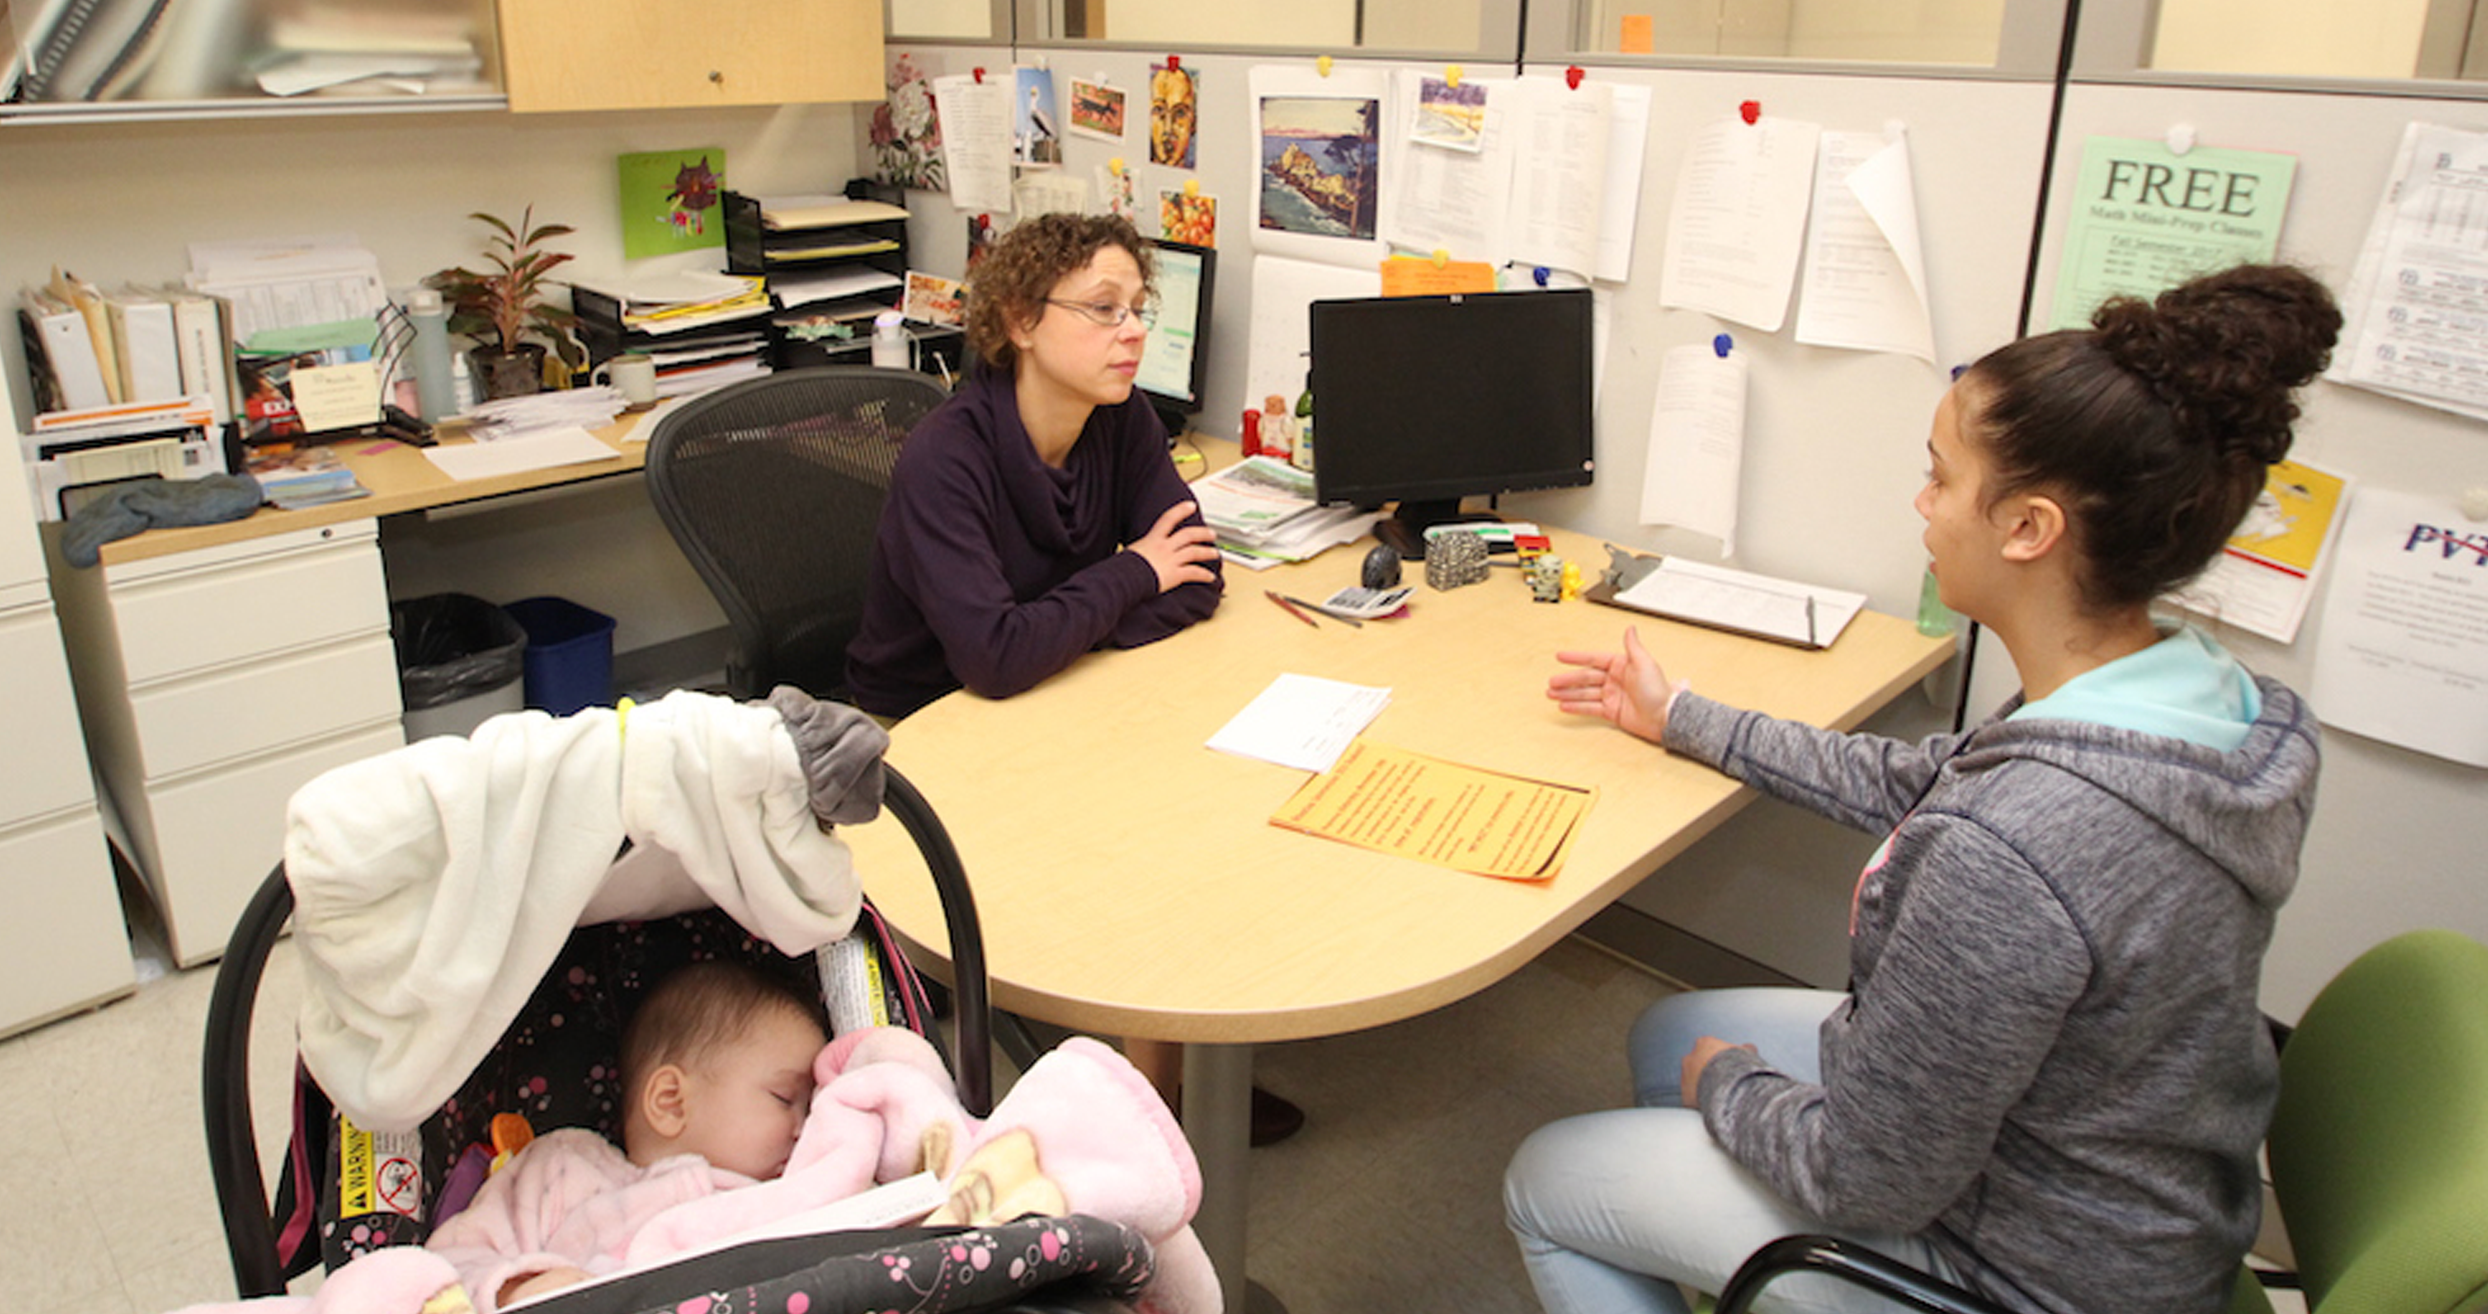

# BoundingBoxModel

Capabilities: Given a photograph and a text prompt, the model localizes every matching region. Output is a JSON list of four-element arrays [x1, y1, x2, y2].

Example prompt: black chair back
[[644, 367, 952, 699]]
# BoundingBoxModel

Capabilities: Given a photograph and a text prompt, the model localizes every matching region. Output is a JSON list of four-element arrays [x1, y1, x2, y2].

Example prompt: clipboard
[[1583, 547, 1864, 650]]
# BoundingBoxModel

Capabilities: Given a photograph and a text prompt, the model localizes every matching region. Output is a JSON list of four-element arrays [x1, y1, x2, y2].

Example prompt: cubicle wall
[[2015, 83, 2488, 1017]]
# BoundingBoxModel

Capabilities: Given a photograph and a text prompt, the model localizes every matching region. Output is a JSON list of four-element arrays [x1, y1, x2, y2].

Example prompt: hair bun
[[2091, 264, 2342, 466]]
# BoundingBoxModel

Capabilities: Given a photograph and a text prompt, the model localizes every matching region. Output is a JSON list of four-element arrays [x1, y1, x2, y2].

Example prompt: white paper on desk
[[1795, 129, 1935, 364], [934, 74, 1015, 214], [1640, 343, 1749, 554], [423, 426, 618, 481], [1206, 674, 1392, 774], [1659, 115, 1821, 333], [2309, 486, 2488, 768]]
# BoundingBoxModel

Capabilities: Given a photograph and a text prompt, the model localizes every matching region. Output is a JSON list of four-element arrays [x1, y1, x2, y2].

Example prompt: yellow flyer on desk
[[1270, 740, 1595, 882]]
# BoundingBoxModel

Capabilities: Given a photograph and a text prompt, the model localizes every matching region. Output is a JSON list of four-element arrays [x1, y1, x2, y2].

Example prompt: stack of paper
[[1195, 456, 1380, 568]]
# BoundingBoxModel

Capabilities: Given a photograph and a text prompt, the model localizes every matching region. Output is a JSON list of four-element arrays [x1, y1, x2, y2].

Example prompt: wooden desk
[[95, 411, 657, 566], [53, 416, 658, 963], [842, 521, 1952, 1310]]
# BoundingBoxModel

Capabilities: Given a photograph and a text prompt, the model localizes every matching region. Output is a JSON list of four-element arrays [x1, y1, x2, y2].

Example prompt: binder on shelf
[[166, 286, 238, 423], [51, 268, 123, 404], [17, 292, 111, 411], [105, 286, 183, 404]]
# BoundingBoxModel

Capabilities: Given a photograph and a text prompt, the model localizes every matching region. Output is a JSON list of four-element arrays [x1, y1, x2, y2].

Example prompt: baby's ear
[[641, 1064, 691, 1138]]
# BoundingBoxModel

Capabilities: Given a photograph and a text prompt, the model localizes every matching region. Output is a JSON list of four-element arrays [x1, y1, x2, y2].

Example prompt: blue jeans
[[1504, 988, 1962, 1314]]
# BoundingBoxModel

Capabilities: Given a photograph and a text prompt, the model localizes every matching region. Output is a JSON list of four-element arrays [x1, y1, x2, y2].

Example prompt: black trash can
[[391, 593, 527, 741]]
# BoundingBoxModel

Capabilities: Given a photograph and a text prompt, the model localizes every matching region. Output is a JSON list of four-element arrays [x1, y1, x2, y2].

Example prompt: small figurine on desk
[[1526, 553, 1567, 603], [1257, 393, 1296, 462]]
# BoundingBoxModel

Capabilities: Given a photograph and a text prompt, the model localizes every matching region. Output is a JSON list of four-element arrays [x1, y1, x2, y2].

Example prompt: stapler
[[378, 404, 437, 447]]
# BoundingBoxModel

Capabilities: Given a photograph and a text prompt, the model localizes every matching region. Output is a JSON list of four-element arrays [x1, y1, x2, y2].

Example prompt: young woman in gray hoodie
[[1506, 264, 2341, 1314]]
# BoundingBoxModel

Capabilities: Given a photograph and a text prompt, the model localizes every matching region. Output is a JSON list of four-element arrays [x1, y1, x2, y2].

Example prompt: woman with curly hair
[[1506, 264, 2343, 1314], [847, 213, 1222, 720]]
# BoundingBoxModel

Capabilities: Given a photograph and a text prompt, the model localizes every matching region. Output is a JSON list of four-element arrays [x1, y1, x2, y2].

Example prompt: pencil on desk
[[1285, 594, 1361, 627], [1265, 589, 1320, 628]]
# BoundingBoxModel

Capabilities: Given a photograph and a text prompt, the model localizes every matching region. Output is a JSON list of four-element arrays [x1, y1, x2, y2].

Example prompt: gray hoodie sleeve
[[1664, 692, 1972, 835], [1694, 808, 2090, 1232]]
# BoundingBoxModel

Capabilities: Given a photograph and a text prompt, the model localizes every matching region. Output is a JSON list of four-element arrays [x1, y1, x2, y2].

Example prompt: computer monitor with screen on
[[1310, 287, 1596, 558], [1136, 237, 1215, 438]]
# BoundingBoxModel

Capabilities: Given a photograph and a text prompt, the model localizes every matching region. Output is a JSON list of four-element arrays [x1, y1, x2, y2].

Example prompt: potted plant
[[428, 207, 586, 400]]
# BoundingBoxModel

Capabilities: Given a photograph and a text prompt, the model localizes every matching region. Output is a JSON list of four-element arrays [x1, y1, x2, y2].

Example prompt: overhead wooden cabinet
[[497, 0, 884, 112]]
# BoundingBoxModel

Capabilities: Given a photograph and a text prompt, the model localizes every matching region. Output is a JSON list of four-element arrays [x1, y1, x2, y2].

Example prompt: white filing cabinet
[[48, 519, 404, 966], [0, 427, 132, 1035]]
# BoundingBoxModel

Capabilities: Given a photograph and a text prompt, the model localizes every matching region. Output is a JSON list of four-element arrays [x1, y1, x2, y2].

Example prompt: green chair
[[1712, 929, 2488, 1314]]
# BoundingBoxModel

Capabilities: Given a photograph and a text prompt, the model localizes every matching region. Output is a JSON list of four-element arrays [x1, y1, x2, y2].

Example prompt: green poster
[[618, 149, 728, 260], [2048, 137, 2297, 330]]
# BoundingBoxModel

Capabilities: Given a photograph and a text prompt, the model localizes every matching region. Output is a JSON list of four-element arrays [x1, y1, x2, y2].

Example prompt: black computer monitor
[[1137, 237, 1214, 438], [1310, 287, 1596, 558]]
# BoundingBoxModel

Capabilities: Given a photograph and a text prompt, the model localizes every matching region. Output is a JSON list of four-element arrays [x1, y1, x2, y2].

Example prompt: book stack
[[21, 396, 228, 521], [571, 272, 774, 401], [1193, 456, 1380, 569], [242, 443, 368, 511]]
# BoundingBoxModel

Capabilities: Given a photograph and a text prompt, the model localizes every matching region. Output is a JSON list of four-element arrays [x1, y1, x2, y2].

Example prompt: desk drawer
[[0, 808, 130, 1035], [148, 722, 405, 966], [130, 634, 402, 779], [110, 523, 387, 685], [0, 604, 94, 821]]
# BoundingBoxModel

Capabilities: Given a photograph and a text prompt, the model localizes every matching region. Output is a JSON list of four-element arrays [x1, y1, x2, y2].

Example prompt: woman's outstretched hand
[[1130, 500, 1221, 592], [1549, 627, 1686, 745]]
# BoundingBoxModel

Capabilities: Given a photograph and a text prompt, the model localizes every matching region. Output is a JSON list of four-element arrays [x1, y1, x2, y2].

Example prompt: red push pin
[[972, 67, 986, 83], [1564, 65, 1584, 90], [1166, 54, 1181, 70], [1739, 99, 1761, 125]]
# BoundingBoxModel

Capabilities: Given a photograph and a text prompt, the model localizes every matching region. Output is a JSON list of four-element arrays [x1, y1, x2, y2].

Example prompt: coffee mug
[[595, 352, 659, 410]]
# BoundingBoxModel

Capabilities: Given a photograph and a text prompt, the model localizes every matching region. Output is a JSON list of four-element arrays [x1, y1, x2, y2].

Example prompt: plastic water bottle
[[407, 287, 457, 421]]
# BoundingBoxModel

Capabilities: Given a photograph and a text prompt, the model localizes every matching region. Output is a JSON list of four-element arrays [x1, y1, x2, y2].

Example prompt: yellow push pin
[[1109, 156, 1125, 174], [1431, 248, 1450, 268], [1184, 178, 1201, 197], [1446, 64, 1463, 88], [1316, 54, 1333, 77]]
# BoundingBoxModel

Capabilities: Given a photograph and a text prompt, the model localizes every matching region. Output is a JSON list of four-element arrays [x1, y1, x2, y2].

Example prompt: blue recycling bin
[[503, 596, 616, 716]]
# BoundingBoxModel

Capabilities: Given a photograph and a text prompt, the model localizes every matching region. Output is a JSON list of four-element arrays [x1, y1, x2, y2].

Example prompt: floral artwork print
[[872, 53, 948, 192]]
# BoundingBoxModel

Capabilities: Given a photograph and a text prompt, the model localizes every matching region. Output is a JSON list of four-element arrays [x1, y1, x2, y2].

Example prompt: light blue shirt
[[2011, 625, 2261, 752]]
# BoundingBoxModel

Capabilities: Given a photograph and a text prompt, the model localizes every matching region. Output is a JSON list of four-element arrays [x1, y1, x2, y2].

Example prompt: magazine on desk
[[1195, 455, 1378, 567]]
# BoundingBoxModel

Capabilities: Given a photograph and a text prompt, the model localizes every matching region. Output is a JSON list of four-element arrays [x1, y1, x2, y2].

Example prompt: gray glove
[[767, 685, 889, 826]]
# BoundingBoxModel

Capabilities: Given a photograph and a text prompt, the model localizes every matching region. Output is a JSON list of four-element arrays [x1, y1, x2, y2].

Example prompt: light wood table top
[[846, 522, 1952, 1046], [93, 411, 658, 567]]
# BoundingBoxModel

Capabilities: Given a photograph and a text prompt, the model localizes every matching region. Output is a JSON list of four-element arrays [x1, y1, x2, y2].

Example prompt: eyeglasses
[[1045, 298, 1157, 329]]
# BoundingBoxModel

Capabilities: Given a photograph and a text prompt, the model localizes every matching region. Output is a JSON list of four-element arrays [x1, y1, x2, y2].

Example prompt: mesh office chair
[[644, 367, 952, 700], [1710, 928, 2488, 1314]]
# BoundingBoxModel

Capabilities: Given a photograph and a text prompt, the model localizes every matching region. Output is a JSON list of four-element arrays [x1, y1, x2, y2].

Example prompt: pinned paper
[[934, 72, 1014, 212], [1659, 112, 1821, 332], [1641, 339, 1751, 554], [1794, 128, 1936, 363], [1067, 76, 1127, 142], [1381, 254, 1495, 296]]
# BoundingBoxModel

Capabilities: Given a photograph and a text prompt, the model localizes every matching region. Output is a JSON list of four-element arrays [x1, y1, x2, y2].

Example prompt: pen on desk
[[1805, 593, 1818, 647], [1284, 593, 1361, 627], [1265, 589, 1321, 628]]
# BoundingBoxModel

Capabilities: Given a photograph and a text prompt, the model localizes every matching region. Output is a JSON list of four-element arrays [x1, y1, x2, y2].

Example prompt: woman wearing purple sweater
[[847, 215, 1223, 720]]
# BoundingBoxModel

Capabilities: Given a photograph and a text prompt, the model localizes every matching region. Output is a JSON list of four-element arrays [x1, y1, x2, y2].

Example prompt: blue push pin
[[1713, 333, 1733, 358], [1532, 266, 1550, 287], [1949, 363, 1968, 381]]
